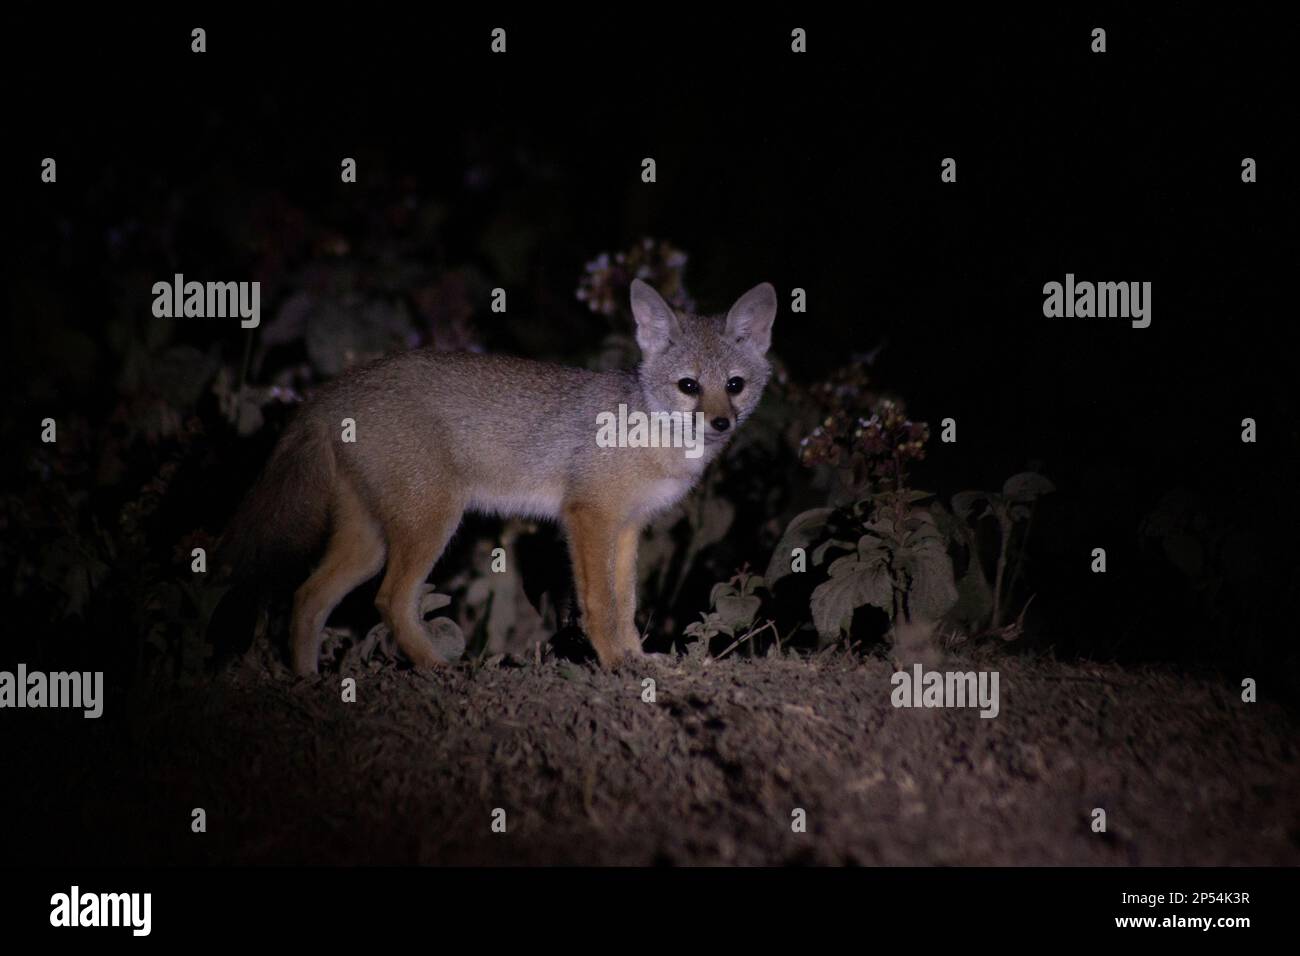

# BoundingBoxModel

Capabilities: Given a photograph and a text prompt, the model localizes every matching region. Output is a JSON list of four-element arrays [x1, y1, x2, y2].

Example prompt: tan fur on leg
[[291, 481, 386, 675], [375, 499, 464, 669], [612, 523, 644, 657], [563, 504, 633, 667]]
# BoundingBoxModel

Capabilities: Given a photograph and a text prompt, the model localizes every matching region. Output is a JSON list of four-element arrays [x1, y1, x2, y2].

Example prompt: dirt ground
[[9, 640, 1300, 866]]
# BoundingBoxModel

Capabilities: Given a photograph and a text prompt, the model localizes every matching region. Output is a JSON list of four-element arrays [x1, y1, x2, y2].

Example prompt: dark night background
[[8, 9, 1294, 674], [1, 8, 1297, 872]]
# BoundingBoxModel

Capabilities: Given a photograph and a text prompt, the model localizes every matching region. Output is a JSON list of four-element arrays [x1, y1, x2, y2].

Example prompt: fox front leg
[[612, 523, 646, 659], [562, 504, 640, 668]]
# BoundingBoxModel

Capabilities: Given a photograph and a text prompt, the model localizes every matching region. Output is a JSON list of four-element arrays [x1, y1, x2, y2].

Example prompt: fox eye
[[725, 377, 745, 395], [678, 378, 700, 395]]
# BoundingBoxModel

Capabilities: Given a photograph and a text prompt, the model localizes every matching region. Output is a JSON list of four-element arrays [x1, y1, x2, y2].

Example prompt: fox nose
[[710, 416, 731, 433]]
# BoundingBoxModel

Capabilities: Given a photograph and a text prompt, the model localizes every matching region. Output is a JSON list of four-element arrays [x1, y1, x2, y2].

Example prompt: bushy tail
[[216, 416, 335, 584]]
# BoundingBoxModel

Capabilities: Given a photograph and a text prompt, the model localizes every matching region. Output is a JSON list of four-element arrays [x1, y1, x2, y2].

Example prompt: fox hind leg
[[374, 499, 464, 669], [290, 482, 386, 675]]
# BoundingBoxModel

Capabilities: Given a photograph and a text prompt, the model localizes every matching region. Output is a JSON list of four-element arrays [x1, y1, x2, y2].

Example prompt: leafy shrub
[[767, 376, 957, 644], [945, 472, 1055, 634], [764, 358, 1057, 650], [684, 567, 765, 642]]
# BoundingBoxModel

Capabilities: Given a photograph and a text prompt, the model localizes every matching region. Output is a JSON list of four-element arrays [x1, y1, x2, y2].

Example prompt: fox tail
[[215, 415, 334, 583]]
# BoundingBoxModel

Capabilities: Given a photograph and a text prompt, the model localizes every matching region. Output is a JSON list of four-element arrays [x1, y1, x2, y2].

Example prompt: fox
[[217, 278, 778, 673]]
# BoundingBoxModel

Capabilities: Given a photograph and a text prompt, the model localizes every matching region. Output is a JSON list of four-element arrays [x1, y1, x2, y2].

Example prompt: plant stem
[[714, 620, 775, 661], [992, 511, 1011, 629], [1008, 502, 1036, 606], [235, 318, 255, 417]]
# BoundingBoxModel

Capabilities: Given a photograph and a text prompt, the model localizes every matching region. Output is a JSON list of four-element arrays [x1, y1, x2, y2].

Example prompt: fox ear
[[725, 282, 778, 354], [630, 278, 683, 356]]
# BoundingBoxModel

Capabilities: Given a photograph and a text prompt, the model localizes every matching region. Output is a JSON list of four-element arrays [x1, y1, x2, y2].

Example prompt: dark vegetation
[[3, 213, 1294, 693]]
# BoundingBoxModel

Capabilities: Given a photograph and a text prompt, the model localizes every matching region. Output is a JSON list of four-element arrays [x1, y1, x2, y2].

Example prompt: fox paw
[[598, 643, 644, 670], [398, 637, 450, 670]]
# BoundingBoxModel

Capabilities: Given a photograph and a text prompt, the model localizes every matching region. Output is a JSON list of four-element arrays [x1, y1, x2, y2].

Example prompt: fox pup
[[219, 279, 778, 672]]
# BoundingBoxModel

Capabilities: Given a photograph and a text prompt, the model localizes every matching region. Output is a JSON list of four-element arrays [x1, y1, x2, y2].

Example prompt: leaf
[[426, 617, 467, 661], [907, 525, 948, 550], [684, 618, 710, 639], [709, 581, 739, 608], [811, 551, 894, 639], [686, 632, 713, 658], [929, 501, 970, 548], [902, 514, 943, 539], [811, 538, 854, 566], [418, 586, 452, 617], [765, 507, 833, 584], [715, 593, 761, 633], [874, 489, 935, 505], [895, 533, 959, 621], [952, 491, 987, 522], [864, 515, 900, 542], [952, 557, 995, 627], [857, 533, 889, 561], [1002, 472, 1056, 503], [465, 577, 491, 606]]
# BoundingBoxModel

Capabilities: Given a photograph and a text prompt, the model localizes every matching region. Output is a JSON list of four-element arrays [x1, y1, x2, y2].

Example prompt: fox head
[[630, 279, 778, 445]]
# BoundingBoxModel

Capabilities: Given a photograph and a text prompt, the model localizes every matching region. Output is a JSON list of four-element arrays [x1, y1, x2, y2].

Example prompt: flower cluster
[[854, 400, 929, 481], [576, 238, 694, 317], [799, 365, 929, 489]]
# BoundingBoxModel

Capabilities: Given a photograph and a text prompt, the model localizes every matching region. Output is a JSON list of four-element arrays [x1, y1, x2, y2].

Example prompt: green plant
[[947, 472, 1055, 634], [767, 383, 957, 644], [683, 567, 769, 658], [820, 500, 956, 637]]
